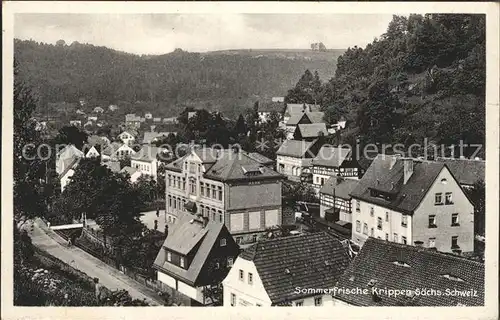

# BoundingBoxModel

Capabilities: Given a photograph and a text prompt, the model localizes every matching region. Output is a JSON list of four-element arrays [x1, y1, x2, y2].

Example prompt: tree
[[464, 180, 485, 237], [56, 39, 66, 46], [234, 114, 247, 137], [53, 126, 89, 150], [318, 42, 327, 51], [282, 181, 317, 207]]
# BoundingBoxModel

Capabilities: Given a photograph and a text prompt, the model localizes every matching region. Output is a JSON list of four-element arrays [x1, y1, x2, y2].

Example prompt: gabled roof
[[320, 177, 359, 199], [58, 156, 81, 179], [296, 123, 328, 138], [119, 130, 137, 138], [102, 142, 128, 156], [153, 213, 225, 286], [142, 132, 172, 144], [286, 111, 325, 126], [240, 232, 351, 304], [57, 144, 84, 159], [103, 160, 121, 173], [130, 145, 165, 162], [436, 158, 485, 186], [120, 166, 139, 175], [306, 112, 325, 123], [312, 146, 351, 167], [276, 139, 317, 158], [334, 238, 484, 306], [349, 155, 446, 214], [203, 150, 282, 182], [284, 103, 319, 117]]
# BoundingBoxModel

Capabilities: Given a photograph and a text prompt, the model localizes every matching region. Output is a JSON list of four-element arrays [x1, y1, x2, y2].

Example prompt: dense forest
[[14, 40, 341, 118], [286, 14, 486, 158]]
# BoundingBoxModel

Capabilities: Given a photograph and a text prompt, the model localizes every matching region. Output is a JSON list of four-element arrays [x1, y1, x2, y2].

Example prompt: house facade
[[101, 142, 136, 161], [319, 176, 359, 223], [312, 146, 359, 192], [332, 238, 484, 306], [130, 145, 167, 180], [125, 114, 142, 128], [276, 139, 322, 181], [350, 155, 474, 254], [56, 144, 84, 175], [164, 148, 284, 245], [85, 145, 100, 158], [153, 213, 239, 306], [118, 131, 136, 145], [222, 232, 351, 307], [285, 111, 325, 140]]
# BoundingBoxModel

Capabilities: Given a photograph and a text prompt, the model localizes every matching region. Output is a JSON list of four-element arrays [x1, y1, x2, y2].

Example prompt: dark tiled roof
[[102, 142, 125, 156], [312, 146, 351, 167], [286, 113, 307, 126], [350, 155, 445, 214], [240, 232, 351, 304], [296, 123, 328, 138], [334, 238, 484, 306], [306, 112, 325, 124], [276, 139, 317, 158], [153, 213, 225, 285], [120, 166, 138, 175], [203, 150, 282, 182], [320, 177, 359, 200], [285, 103, 320, 117], [247, 152, 274, 165], [436, 158, 485, 186]]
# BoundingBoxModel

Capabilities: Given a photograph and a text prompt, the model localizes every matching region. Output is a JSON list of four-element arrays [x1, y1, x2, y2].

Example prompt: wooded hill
[[14, 40, 342, 118], [285, 14, 486, 158]]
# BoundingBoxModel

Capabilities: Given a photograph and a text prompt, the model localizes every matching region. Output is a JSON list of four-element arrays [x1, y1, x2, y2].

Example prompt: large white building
[[350, 155, 474, 254]]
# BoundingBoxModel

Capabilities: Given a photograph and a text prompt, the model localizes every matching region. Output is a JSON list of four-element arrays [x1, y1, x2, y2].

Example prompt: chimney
[[403, 158, 414, 184]]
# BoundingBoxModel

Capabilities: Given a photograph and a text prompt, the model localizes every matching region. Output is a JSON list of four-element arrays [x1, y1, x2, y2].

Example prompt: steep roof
[[120, 166, 138, 175], [142, 131, 176, 145], [285, 103, 319, 117], [296, 123, 328, 138], [102, 142, 125, 156], [130, 145, 164, 162], [247, 152, 274, 165], [320, 177, 359, 200], [153, 213, 225, 285], [240, 232, 351, 304], [103, 160, 121, 173], [58, 156, 81, 179], [334, 238, 484, 306], [306, 112, 325, 123], [350, 155, 445, 214], [203, 150, 282, 182], [57, 144, 84, 159], [276, 139, 317, 158], [436, 158, 485, 186], [286, 113, 307, 126], [312, 146, 351, 167]]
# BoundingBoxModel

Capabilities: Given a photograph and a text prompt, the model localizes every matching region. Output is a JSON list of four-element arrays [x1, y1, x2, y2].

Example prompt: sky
[[14, 13, 393, 55]]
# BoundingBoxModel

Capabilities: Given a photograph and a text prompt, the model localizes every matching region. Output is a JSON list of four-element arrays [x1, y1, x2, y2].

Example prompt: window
[[239, 269, 244, 281], [173, 198, 177, 209], [370, 207, 374, 217], [451, 236, 459, 248], [218, 210, 223, 223], [207, 184, 211, 198], [314, 296, 322, 306], [212, 186, 217, 198], [370, 227, 374, 237], [363, 223, 368, 235], [182, 178, 186, 190], [167, 251, 172, 262], [385, 233, 389, 241], [445, 192, 453, 205], [201, 183, 205, 196], [377, 217, 382, 230], [429, 237, 436, 248], [230, 293, 236, 306], [401, 215, 408, 227], [220, 238, 227, 247], [356, 200, 360, 212], [180, 257, 185, 268], [212, 209, 216, 221], [236, 237, 242, 245], [227, 257, 234, 267], [435, 193, 442, 205], [385, 212, 389, 222], [394, 233, 398, 243], [168, 175, 172, 187], [295, 301, 304, 306], [168, 196, 172, 208], [451, 213, 459, 226], [428, 215, 437, 228], [248, 272, 253, 285], [218, 186, 223, 201], [356, 221, 361, 233], [402, 236, 407, 244]]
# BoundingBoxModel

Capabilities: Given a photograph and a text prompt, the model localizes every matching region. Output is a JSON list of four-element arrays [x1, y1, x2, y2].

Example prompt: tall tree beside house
[[53, 126, 89, 150], [284, 69, 322, 104], [282, 181, 318, 207], [13, 60, 47, 227], [464, 180, 485, 237], [234, 114, 247, 138]]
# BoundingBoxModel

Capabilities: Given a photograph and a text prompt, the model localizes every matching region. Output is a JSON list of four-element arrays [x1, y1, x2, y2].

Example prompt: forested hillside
[[14, 40, 341, 118], [286, 14, 485, 158]]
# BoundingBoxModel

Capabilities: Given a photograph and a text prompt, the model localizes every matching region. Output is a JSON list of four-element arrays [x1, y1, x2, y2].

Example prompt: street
[[29, 219, 164, 306]]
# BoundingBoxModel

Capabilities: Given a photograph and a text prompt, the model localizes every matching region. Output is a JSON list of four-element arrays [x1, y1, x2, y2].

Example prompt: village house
[[120, 166, 142, 183], [130, 145, 168, 180], [69, 120, 82, 127], [59, 157, 82, 192], [153, 117, 162, 123], [142, 131, 177, 145], [222, 232, 351, 307], [153, 212, 240, 306], [436, 157, 485, 189], [293, 123, 328, 141], [332, 238, 484, 306], [311, 146, 359, 192], [164, 147, 284, 245], [283, 103, 320, 124], [350, 155, 474, 254], [118, 130, 137, 146], [87, 115, 98, 122], [285, 111, 325, 140], [108, 104, 119, 112], [56, 144, 84, 175], [103, 160, 121, 173], [125, 114, 142, 128], [101, 142, 136, 162], [327, 116, 347, 135], [276, 139, 322, 181], [271, 96, 285, 103], [319, 176, 359, 224], [245, 152, 274, 169]]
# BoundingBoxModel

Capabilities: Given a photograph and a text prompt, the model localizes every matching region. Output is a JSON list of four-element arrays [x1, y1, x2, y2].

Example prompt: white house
[[271, 97, 284, 103], [118, 131, 137, 146], [130, 145, 167, 180], [101, 142, 136, 161], [276, 139, 321, 182], [93, 106, 104, 113], [350, 155, 475, 254], [69, 120, 82, 127], [85, 145, 100, 158], [222, 232, 351, 306], [120, 166, 142, 183], [56, 144, 84, 175]]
